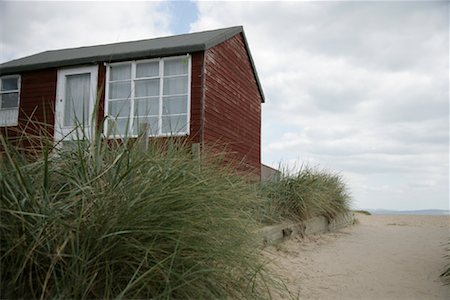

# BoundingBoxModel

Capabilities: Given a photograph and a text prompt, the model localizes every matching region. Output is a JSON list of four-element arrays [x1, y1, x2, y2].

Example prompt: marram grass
[[1, 120, 352, 298], [257, 165, 351, 224], [0, 132, 272, 299]]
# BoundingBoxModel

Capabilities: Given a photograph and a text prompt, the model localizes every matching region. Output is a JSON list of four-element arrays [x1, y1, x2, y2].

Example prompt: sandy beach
[[265, 214, 450, 299]]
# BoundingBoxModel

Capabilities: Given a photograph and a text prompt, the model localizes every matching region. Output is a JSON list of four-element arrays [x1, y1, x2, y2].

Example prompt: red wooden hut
[[0, 26, 264, 177]]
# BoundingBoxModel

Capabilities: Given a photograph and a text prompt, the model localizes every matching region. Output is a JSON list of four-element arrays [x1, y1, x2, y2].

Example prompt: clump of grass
[[257, 165, 351, 224], [354, 210, 372, 215], [0, 131, 271, 299]]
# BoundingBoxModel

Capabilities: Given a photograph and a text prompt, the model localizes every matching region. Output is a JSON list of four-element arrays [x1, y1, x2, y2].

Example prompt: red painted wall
[[203, 33, 262, 177], [0, 68, 57, 146], [96, 64, 106, 131], [188, 52, 203, 144], [20, 69, 57, 129]]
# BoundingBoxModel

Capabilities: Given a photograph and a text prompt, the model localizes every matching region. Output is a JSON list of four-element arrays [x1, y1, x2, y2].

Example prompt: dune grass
[[0, 130, 273, 299], [257, 166, 351, 224], [1, 114, 353, 298]]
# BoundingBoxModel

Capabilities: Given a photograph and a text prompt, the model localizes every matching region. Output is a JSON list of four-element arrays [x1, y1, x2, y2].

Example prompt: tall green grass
[[257, 166, 351, 224], [0, 132, 271, 299]]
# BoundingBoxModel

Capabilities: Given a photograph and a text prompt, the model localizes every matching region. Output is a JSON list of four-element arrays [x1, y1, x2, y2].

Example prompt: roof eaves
[[203, 26, 244, 49], [0, 26, 265, 103], [0, 44, 207, 75]]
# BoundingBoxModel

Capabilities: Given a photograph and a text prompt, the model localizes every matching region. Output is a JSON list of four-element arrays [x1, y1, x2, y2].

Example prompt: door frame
[[54, 65, 98, 142]]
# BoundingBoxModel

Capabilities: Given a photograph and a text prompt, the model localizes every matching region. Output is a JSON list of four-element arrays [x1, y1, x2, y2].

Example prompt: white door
[[55, 65, 98, 141]]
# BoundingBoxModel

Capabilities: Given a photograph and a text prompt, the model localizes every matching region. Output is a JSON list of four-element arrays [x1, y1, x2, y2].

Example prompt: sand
[[265, 214, 450, 300]]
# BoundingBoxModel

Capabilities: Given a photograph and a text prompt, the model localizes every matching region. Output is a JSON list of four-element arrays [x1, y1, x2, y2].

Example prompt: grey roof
[[0, 26, 265, 102]]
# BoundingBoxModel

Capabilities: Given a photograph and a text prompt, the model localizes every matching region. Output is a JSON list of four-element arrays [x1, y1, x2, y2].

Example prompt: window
[[0, 75, 20, 126], [105, 56, 190, 137]]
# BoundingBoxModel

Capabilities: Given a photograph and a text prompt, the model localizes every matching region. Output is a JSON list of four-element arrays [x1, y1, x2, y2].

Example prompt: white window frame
[[0, 75, 21, 127], [104, 55, 191, 138]]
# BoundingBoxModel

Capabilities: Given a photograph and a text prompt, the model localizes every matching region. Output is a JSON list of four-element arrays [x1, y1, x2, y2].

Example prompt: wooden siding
[[188, 52, 203, 144], [0, 68, 57, 145], [20, 69, 57, 130], [203, 33, 262, 177], [96, 64, 106, 131]]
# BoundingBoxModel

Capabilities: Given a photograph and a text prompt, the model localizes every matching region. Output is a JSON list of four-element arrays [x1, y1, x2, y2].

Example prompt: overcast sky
[[1, 1, 448, 211]]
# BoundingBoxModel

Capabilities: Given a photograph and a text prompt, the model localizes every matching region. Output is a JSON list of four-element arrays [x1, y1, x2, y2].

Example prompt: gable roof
[[0, 26, 265, 102]]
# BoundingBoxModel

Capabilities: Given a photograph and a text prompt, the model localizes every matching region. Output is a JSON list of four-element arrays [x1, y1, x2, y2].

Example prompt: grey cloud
[[307, 84, 367, 113], [291, 2, 448, 72]]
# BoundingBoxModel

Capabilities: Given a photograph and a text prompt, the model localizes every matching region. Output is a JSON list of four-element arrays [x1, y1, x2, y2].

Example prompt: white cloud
[[0, 1, 172, 62], [192, 1, 449, 210]]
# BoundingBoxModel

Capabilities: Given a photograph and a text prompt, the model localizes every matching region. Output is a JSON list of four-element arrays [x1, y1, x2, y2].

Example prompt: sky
[[0, 0, 448, 211]]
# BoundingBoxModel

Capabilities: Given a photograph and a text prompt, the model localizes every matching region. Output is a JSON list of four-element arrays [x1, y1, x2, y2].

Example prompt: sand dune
[[265, 214, 450, 299]]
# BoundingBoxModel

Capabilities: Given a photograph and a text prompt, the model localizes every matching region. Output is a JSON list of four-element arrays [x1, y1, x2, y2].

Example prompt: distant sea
[[367, 209, 450, 216]]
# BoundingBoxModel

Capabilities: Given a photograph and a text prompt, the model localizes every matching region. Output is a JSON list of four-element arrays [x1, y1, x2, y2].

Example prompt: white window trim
[[104, 55, 191, 138], [0, 74, 21, 127]]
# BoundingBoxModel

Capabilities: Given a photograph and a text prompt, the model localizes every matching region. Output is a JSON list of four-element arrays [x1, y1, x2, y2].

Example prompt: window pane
[[135, 79, 159, 97], [1, 93, 19, 108], [163, 76, 188, 95], [1, 77, 18, 91], [108, 100, 130, 118], [164, 59, 188, 76], [135, 97, 159, 116], [108, 118, 129, 136], [133, 116, 159, 136], [136, 62, 159, 78], [162, 115, 187, 134], [162, 96, 187, 115], [0, 108, 19, 126], [64, 74, 90, 126], [109, 81, 131, 99], [110, 64, 131, 81]]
